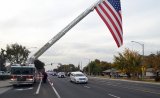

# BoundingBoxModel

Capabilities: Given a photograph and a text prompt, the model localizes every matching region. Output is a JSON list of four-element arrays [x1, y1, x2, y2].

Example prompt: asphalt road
[[0, 75, 160, 98]]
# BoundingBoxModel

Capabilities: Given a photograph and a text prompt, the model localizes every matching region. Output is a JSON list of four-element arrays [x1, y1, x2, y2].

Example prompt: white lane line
[[35, 78, 42, 94], [48, 79, 61, 98], [15, 87, 33, 91], [84, 86, 90, 88], [108, 94, 120, 98]]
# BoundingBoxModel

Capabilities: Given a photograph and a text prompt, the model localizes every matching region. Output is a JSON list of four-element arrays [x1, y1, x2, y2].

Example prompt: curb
[[0, 85, 12, 88]]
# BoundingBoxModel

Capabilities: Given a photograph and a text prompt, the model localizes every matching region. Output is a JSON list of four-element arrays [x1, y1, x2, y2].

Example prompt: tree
[[144, 51, 160, 75], [6, 43, 30, 64], [151, 52, 160, 72], [99, 61, 112, 71], [34, 59, 45, 71], [84, 60, 99, 75], [83, 59, 112, 75], [113, 48, 142, 78], [55, 64, 79, 72], [0, 49, 7, 71]]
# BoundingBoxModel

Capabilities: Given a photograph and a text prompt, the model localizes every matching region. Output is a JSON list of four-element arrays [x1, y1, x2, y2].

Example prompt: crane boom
[[29, 0, 102, 63]]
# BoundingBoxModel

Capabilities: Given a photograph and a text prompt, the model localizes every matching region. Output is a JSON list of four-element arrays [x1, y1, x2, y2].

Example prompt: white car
[[57, 72, 65, 78], [70, 72, 88, 83]]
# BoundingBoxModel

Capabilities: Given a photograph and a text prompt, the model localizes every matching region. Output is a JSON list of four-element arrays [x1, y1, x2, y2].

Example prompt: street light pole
[[84, 58, 91, 75], [131, 41, 144, 57], [131, 41, 145, 79]]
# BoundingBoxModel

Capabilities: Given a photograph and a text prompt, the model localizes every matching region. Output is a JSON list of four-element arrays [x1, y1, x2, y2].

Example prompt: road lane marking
[[108, 94, 120, 98], [35, 78, 42, 94], [106, 83, 160, 95], [48, 79, 61, 98], [90, 78, 160, 95], [91, 79, 160, 95], [15, 87, 33, 91], [84, 85, 90, 88], [108, 84, 160, 95], [131, 88, 160, 95]]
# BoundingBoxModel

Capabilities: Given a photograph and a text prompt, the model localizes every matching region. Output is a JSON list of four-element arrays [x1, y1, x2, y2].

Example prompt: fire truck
[[10, 64, 37, 85]]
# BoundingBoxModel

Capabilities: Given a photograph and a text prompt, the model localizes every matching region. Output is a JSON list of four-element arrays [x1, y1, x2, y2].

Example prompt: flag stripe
[[104, 1, 122, 25], [96, 6, 121, 47], [101, 3, 122, 35], [100, 3, 123, 43], [103, 1, 122, 33], [97, 6, 122, 47], [95, 0, 123, 47]]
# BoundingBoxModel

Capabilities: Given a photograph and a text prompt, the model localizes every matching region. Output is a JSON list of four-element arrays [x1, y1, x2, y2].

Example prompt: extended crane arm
[[29, 0, 102, 63]]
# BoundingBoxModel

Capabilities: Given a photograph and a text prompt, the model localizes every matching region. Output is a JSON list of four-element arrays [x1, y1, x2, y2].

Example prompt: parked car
[[70, 71, 88, 84], [5, 71, 11, 75], [0, 71, 5, 75], [57, 72, 65, 78], [118, 73, 127, 77], [46, 71, 57, 76], [51, 72, 57, 76]]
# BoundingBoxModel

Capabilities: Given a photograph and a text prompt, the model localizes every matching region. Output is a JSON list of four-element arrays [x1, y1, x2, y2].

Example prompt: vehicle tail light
[[26, 75, 33, 81], [27, 75, 33, 78], [11, 75, 17, 81]]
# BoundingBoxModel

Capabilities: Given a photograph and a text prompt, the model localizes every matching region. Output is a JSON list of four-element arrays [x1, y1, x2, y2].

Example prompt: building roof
[[146, 68, 154, 72]]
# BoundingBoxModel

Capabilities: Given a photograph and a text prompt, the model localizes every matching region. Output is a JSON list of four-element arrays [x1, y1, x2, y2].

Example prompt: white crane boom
[[29, 0, 102, 63]]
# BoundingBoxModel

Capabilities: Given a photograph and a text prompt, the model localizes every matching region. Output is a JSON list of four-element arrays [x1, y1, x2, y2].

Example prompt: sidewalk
[[0, 79, 12, 88]]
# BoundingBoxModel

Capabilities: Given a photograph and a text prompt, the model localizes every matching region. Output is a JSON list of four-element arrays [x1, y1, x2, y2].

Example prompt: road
[[0, 75, 160, 98]]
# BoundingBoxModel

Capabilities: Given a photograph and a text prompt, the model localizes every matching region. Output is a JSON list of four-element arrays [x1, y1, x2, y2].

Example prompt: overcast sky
[[0, 0, 160, 70]]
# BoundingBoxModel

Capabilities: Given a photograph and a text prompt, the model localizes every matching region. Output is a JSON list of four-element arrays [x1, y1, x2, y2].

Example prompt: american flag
[[95, 0, 123, 47]]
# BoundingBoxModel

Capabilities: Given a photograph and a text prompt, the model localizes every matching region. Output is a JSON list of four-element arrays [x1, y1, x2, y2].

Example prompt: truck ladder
[[29, 0, 102, 63]]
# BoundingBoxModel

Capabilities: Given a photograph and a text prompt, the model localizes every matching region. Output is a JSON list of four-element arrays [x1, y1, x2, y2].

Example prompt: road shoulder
[[0, 79, 12, 95]]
